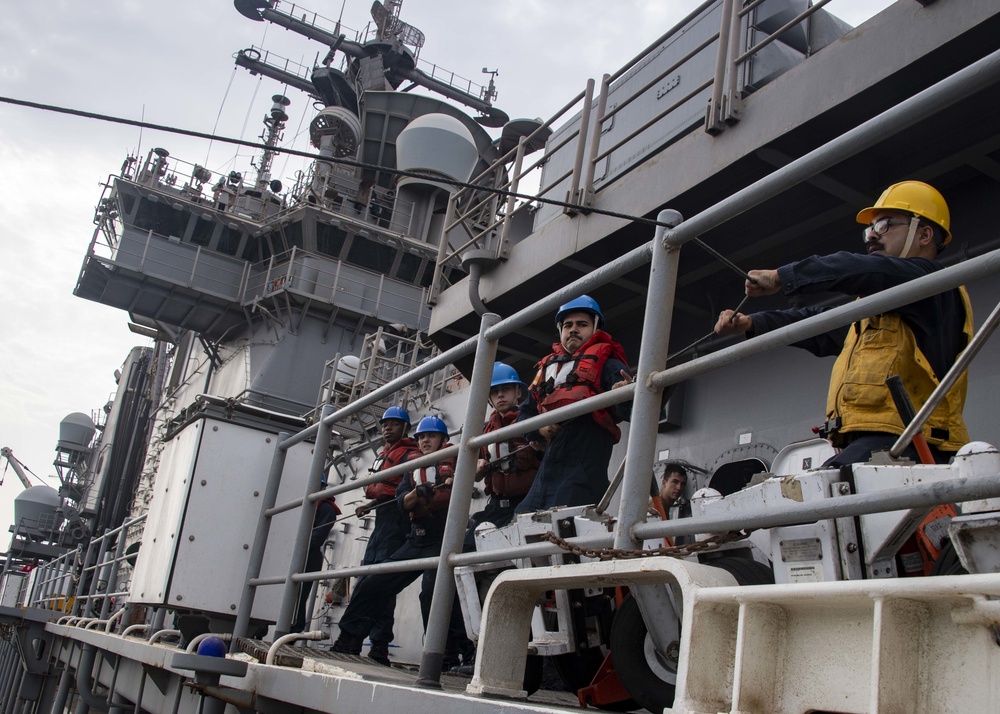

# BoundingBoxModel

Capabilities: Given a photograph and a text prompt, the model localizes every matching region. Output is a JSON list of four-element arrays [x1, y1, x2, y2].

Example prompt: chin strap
[[900, 215, 921, 258]]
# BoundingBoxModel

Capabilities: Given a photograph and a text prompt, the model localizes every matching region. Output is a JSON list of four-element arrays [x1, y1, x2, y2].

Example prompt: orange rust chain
[[542, 529, 753, 561]]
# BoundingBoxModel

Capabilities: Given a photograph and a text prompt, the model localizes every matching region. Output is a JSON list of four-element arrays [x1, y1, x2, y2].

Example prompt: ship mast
[[254, 94, 291, 192]]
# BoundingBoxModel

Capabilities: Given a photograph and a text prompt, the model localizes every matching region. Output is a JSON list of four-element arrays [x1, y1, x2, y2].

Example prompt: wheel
[[609, 559, 773, 713], [609, 593, 678, 713], [930, 540, 967, 576]]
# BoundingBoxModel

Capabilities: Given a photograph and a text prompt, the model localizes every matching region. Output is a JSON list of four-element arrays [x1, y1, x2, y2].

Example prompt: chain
[[542, 529, 752, 561]]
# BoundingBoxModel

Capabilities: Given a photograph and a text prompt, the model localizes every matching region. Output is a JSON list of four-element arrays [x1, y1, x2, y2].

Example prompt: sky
[[0, 0, 894, 535]]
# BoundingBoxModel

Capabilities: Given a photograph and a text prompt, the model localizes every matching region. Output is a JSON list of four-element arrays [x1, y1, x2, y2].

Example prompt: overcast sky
[[0, 0, 893, 534]]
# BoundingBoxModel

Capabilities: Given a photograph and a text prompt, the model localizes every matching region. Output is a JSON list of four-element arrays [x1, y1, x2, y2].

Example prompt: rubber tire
[[710, 556, 775, 586], [609, 559, 773, 713], [930, 540, 967, 576]]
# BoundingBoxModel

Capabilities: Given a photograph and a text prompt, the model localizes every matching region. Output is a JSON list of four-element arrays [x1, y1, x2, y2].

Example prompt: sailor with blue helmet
[[463, 362, 541, 550], [516, 295, 633, 512]]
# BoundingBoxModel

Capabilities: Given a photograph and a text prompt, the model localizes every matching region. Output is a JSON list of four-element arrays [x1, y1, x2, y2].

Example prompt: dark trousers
[[824, 432, 954, 468], [357, 507, 409, 642], [338, 536, 470, 653]]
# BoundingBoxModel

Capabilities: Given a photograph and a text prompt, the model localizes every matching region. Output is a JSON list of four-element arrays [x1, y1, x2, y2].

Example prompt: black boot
[[330, 631, 364, 656], [368, 640, 391, 666]]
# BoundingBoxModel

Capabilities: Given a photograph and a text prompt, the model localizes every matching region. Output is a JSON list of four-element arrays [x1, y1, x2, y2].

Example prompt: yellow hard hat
[[856, 180, 951, 245]]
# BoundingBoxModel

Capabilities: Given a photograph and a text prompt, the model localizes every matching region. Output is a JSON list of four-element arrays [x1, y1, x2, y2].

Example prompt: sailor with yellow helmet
[[714, 180, 972, 466]]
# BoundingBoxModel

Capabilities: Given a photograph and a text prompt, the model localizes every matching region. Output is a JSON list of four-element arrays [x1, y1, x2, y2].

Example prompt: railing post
[[416, 312, 500, 687], [274, 407, 334, 638], [723, 0, 744, 124], [582, 73, 611, 205], [99, 529, 130, 620], [232, 431, 290, 644], [565, 78, 595, 215], [613, 209, 685, 658], [497, 138, 527, 260], [84, 536, 113, 618], [706, 0, 735, 135], [71, 543, 97, 617], [429, 193, 460, 305]]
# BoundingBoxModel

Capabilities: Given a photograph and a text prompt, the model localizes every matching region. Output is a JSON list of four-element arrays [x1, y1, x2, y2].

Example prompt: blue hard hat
[[490, 362, 522, 388], [555, 295, 603, 328], [414, 415, 448, 436], [380, 406, 411, 425]]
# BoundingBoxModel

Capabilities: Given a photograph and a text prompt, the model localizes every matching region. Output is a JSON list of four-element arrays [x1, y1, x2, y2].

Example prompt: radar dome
[[13, 486, 61, 530], [396, 114, 478, 183], [59, 412, 96, 450]]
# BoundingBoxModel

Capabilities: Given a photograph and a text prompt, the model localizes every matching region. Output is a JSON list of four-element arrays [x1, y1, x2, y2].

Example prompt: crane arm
[[1, 447, 37, 490]]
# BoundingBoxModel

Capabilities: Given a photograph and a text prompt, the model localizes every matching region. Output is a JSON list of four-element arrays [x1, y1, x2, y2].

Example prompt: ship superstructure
[[2, 1, 1000, 713]]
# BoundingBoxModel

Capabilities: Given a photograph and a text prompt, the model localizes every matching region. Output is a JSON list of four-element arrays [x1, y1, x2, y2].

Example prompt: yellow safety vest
[[825, 287, 972, 451]]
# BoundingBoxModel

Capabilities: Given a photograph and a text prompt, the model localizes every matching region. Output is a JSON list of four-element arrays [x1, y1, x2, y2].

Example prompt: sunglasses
[[863, 216, 910, 240]]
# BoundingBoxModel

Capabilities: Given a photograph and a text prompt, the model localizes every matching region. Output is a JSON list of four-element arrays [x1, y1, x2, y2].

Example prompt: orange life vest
[[531, 330, 628, 442], [365, 437, 420, 500], [482, 408, 539, 498]]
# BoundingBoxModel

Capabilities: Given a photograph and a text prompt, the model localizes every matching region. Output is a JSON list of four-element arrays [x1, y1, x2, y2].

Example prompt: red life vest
[[481, 408, 539, 498], [365, 437, 420, 500], [317, 496, 342, 517], [531, 330, 628, 442], [408, 444, 455, 520]]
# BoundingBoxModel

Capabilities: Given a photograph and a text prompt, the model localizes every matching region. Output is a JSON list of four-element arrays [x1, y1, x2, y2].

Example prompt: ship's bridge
[[428, 0, 1000, 376], [75, 147, 459, 340]]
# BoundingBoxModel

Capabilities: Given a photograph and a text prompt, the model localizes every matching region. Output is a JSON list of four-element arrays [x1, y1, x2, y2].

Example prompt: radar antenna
[[370, 0, 425, 54]]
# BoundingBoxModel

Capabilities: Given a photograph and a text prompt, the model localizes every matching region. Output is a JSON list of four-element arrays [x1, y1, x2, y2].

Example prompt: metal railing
[[24, 516, 147, 621], [231, 41, 1000, 685], [436, 0, 865, 299]]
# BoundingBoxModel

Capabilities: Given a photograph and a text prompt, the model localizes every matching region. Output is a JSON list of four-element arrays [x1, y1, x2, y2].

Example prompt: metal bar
[[723, 0, 742, 121], [417, 312, 500, 686], [83, 535, 113, 618], [615, 210, 684, 550], [891, 295, 1000, 457], [498, 138, 526, 258], [99, 532, 129, 620], [71, 542, 98, 617], [440, 470, 1000, 568], [257, 555, 443, 586], [707, 0, 735, 132], [650, 248, 1000, 391], [566, 78, 595, 209], [582, 74, 610, 201], [232, 431, 291, 643], [274, 406, 334, 638], [633, 472, 1000, 542], [612, 210, 684, 660]]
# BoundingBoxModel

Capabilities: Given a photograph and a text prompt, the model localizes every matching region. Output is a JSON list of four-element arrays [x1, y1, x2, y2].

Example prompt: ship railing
[[435, 0, 862, 300], [233, 42, 1000, 684], [22, 516, 146, 621], [237, 44, 314, 84], [247, 245, 430, 326]]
